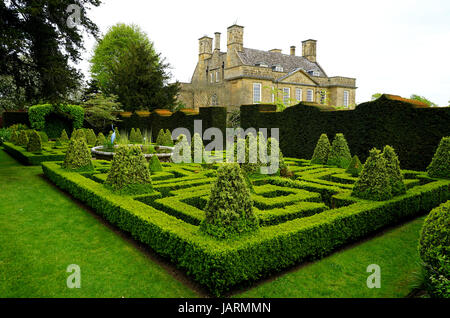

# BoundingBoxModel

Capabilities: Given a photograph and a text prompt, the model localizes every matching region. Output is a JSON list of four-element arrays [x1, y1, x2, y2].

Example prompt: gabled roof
[[237, 48, 327, 77], [276, 68, 319, 85]]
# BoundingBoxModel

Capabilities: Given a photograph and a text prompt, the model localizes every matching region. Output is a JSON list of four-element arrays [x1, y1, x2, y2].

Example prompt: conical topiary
[[172, 134, 191, 163], [60, 129, 69, 142], [96, 132, 106, 146], [382, 145, 406, 196], [71, 128, 86, 142], [427, 136, 450, 179], [105, 145, 152, 194], [352, 148, 392, 201], [17, 130, 29, 146], [62, 137, 93, 171], [149, 154, 163, 172], [86, 129, 97, 146], [346, 155, 363, 177], [165, 129, 174, 146], [129, 128, 136, 143], [155, 129, 165, 145], [10, 130, 19, 144], [38, 131, 48, 143], [311, 134, 331, 164], [200, 163, 258, 239], [27, 130, 42, 153], [327, 133, 352, 168], [191, 133, 204, 163], [135, 128, 143, 144]]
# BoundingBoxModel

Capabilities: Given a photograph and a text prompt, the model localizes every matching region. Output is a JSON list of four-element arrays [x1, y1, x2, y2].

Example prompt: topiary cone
[[311, 134, 331, 164], [63, 137, 93, 171], [382, 145, 406, 196], [427, 136, 450, 179], [27, 130, 42, 153], [327, 133, 352, 168]]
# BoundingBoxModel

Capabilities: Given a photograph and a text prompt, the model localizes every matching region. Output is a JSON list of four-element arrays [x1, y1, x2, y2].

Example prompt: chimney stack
[[302, 39, 317, 62], [269, 49, 282, 54], [290, 46, 296, 56], [214, 32, 221, 51]]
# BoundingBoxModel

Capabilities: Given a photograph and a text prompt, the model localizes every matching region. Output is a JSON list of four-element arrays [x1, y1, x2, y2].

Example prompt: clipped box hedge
[[3, 142, 66, 166], [41, 160, 450, 296]]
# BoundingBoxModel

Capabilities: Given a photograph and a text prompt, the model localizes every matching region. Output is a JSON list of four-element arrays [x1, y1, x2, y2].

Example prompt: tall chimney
[[214, 32, 221, 51], [290, 46, 296, 56], [302, 39, 317, 62]]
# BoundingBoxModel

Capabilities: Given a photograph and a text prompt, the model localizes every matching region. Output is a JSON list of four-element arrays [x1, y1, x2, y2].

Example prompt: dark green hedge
[[42, 161, 450, 296], [240, 96, 450, 171], [2, 111, 30, 128], [3, 142, 65, 165], [117, 107, 227, 146]]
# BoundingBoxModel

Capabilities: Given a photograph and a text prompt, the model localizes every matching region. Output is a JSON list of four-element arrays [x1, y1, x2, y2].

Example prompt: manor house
[[178, 24, 357, 112]]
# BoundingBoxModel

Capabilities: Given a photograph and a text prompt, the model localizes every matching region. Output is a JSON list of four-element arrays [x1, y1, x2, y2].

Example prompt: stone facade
[[178, 25, 357, 112]]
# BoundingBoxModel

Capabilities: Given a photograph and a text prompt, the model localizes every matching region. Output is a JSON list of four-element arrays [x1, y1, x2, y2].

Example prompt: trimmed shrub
[[86, 129, 97, 146], [149, 155, 163, 172], [352, 148, 393, 201], [105, 145, 152, 194], [55, 139, 62, 147], [27, 130, 42, 153], [142, 144, 156, 154], [17, 130, 29, 146], [10, 130, 19, 144], [38, 131, 48, 143], [264, 136, 287, 175], [418, 200, 450, 298], [71, 128, 86, 142], [60, 129, 69, 142], [427, 136, 450, 179], [155, 129, 165, 145], [346, 155, 363, 177], [129, 128, 136, 143], [382, 145, 406, 196], [165, 129, 174, 146], [134, 128, 143, 144], [311, 134, 331, 164], [62, 138, 93, 171], [96, 132, 106, 146], [172, 134, 191, 163], [191, 133, 204, 163], [327, 133, 352, 168], [200, 163, 258, 239]]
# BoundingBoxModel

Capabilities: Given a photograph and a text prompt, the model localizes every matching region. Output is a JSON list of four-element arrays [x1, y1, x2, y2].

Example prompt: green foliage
[[62, 138, 93, 171], [142, 144, 156, 154], [71, 129, 86, 142], [129, 128, 136, 143], [410, 94, 437, 107], [9, 130, 19, 144], [60, 129, 69, 142], [264, 137, 286, 175], [327, 133, 352, 168], [418, 200, 450, 297], [134, 128, 143, 144], [81, 93, 122, 130], [311, 134, 331, 164], [105, 145, 152, 194], [37, 131, 48, 143], [90, 23, 179, 111], [200, 163, 258, 239], [164, 129, 174, 146], [96, 132, 106, 146], [28, 104, 84, 137], [0, 128, 12, 145], [172, 134, 191, 163], [371, 93, 382, 100], [85, 129, 97, 146], [427, 137, 450, 179], [346, 155, 363, 177], [26, 130, 42, 153], [17, 130, 29, 146], [382, 145, 406, 196], [149, 155, 163, 172], [155, 129, 165, 145], [352, 148, 393, 201], [191, 133, 204, 163]]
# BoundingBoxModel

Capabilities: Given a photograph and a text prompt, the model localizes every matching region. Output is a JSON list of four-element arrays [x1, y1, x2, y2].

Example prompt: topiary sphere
[[311, 134, 331, 164], [62, 137, 93, 171], [427, 136, 450, 179], [27, 130, 42, 153], [200, 163, 258, 239]]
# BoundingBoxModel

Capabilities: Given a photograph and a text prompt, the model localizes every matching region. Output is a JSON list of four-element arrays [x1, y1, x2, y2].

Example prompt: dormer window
[[255, 62, 268, 67], [273, 65, 283, 72]]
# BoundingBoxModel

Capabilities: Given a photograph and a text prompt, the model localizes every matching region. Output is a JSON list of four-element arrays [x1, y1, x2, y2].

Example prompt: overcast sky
[[78, 0, 450, 106]]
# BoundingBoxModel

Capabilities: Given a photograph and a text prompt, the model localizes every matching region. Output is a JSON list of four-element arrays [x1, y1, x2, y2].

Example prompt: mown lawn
[[0, 148, 424, 298]]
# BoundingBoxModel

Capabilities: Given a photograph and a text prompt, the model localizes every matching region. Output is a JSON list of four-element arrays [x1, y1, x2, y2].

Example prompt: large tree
[[0, 0, 101, 105], [90, 23, 179, 111]]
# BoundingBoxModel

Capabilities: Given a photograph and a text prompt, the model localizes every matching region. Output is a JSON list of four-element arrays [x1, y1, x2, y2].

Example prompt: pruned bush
[[27, 130, 42, 153], [165, 129, 174, 146], [60, 129, 69, 142], [96, 132, 106, 146], [10, 130, 19, 144], [62, 137, 93, 171], [172, 134, 191, 163], [418, 200, 450, 298], [200, 163, 258, 239], [427, 136, 450, 179], [382, 145, 406, 196], [327, 133, 352, 168], [311, 134, 331, 164], [352, 148, 392, 201], [149, 154, 163, 172], [191, 133, 204, 163], [38, 131, 48, 143], [71, 128, 86, 142], [134, 128, 143, 144], [346, 155, 363, 177], [129, 128, 136, 143], [86, 129, 97, 146], [155, 129, 165, 145], [263, 137, 287, 175], [17, 130, 29, 146], [105, 145, 152, 194]]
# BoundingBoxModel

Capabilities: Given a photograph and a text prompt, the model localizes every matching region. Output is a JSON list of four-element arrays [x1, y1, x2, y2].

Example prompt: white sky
[[78, 0, 450, 106]]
